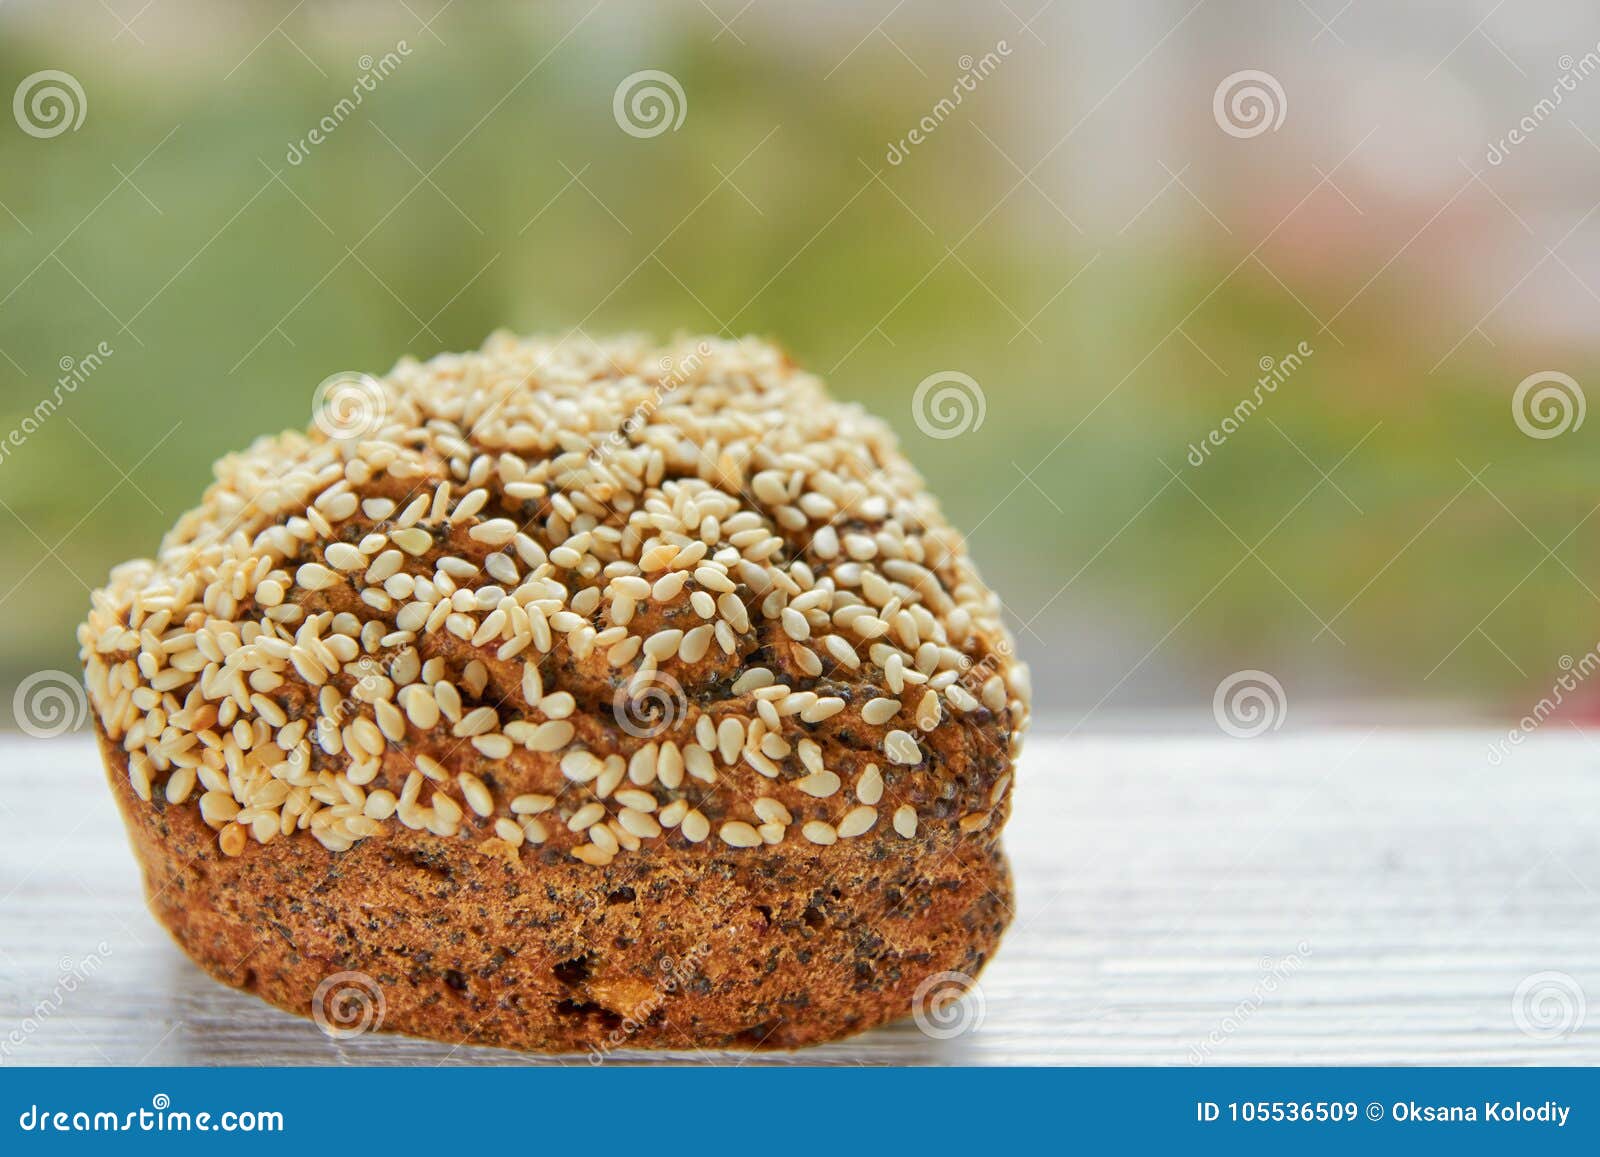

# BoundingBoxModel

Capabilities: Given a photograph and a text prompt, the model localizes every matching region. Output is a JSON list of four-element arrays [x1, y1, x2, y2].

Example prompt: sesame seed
[[652, 570, 687, 600], [530, 719, 574, 751], [797, 739, 823, 773], [744, 749, 781, 778], [400, 685, 440, 730], [650, 740, 681, 788], [780, 607, 810, 641], [391, 526, 433, 556], [801, 696, 845, 723], [857, 763, 883, 805], [837, 805, 877, 838], [628, 742, 659, 786], [683, 744, 715, 784], [694, 565, 736, 593], [364, 790, 398, 821], [681, 810, 710, 843], [885, 729, 922, 765], [596, 754, 626, 798], [561, 750, 603, 782], [862, 697, 900, 725], [893, 805, 918, 837], [731, 667, 774, 694], [431, 791, 463, 825], [643, 629, 683, 661], [753, 797, 792, 825], [469, 519, 518, 546], [679, 624, 713, 663], [451, 488, 489, 524], [716, 717, 744, 765], [295, 563, 338, 591], [458, 772, 494, 817], [200, 790, 239, 827], [795, 770, 841, 798], [614, 788, 657, 812], [324, 542, 366, 571], [801, 821, 837, 845], [471, 733, 512, 759], [947, 683, 980, 713], [719, 821, 762, 848], [572, 843, 613, 866], [618, 808, 662, 838]]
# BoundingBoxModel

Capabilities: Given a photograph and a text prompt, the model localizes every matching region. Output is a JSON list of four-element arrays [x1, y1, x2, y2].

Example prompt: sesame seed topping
[[78, 334, 1027, 866]]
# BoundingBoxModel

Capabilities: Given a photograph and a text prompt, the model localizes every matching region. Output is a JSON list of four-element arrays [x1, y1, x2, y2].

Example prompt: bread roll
[[80, 334, 1030, 1051]]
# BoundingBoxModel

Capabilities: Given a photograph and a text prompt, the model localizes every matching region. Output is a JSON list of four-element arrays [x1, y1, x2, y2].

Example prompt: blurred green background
[[3, 0, 1599, 726]]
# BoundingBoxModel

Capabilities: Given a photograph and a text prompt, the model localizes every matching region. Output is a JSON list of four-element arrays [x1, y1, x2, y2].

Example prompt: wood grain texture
[[2, 727, 1598, 1065]]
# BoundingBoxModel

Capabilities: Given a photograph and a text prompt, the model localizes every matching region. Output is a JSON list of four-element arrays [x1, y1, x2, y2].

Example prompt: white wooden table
[[3, 728, 1598, 1065]]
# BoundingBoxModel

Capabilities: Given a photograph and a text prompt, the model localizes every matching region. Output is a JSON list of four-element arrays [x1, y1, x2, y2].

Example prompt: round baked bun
[[80, 333, 1031, 1052]]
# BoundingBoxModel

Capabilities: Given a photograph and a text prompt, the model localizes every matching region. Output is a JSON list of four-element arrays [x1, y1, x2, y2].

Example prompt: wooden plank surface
[[2, 728, 1598, 1065]]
